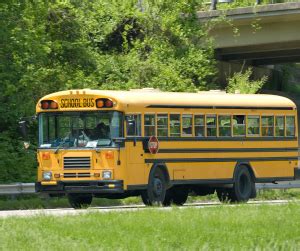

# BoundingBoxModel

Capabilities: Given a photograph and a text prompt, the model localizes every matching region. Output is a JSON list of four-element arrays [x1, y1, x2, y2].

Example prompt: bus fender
[[148, 163, 171, 189], [233, 161, 256, 181]]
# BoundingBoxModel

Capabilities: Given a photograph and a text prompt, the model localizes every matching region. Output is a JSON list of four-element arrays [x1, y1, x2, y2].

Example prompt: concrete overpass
[[197, 2, 300, 65]]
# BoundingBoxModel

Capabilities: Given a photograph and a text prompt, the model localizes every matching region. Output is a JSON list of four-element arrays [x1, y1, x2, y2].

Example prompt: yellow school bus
[[35, 89, 299, 208]]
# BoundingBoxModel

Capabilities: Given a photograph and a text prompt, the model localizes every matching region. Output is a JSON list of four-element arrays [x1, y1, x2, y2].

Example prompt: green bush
[[226, 67, 267, 94]]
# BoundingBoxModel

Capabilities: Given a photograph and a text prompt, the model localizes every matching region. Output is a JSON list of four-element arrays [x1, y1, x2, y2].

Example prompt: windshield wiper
[[54, 138, 68, 154]]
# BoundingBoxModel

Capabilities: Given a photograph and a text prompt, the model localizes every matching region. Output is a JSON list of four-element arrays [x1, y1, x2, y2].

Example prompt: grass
[[0, 203, 300, 250], [1, 189, 300, 210]]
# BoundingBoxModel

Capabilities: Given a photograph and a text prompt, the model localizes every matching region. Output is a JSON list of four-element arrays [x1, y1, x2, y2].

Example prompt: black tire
[[231, 166, 253, 202], [217, 167, 254, 203], [250, 181, 257, 199], [172, 188, 188, 205], [162, 189, 173, 207], [162, 187, 188, 206], [68, 194, 93, 209], [141, 191, 151, 206], [141, 168, 166, 206]]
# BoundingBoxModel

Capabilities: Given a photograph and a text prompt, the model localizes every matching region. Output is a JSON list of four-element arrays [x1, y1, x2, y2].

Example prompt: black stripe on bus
[[145, 156, 298, 164], [126, 177, 295, 189], [125, 137, 297, 142], [158, 147, 299, 153], [146, 105, 295, 110]]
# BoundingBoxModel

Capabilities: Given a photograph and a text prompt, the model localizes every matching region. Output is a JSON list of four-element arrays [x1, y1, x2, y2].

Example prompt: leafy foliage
[[0, 0, 217, 182], [226, 67, 267, 94]]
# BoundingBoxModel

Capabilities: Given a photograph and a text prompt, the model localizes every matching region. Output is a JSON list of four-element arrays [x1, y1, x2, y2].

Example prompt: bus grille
[[63, 173, 91, 178], [63, 157, 91, 169]]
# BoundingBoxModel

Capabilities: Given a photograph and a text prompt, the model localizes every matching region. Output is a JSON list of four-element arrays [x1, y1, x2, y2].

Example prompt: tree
[[0, 0, 217, 182]]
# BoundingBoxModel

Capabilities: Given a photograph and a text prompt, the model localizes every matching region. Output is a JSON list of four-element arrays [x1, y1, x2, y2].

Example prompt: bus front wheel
[[68, 194, 93, 209], [141, 168, 166, 206]]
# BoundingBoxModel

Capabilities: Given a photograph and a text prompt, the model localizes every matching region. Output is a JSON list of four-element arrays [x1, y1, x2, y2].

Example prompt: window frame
[[232, 114, 246, 137], [182, 114, 193, 137], [156, 113, 169, 137], [218, 114, 232, 137], [274, 115, 285, 137], [144, 113, 156, 137], [169, 113, 181, 137], [246, 115, 260, 137], [194, 114, 205, 137], [206, 114, 217, 137], [286, 115, 296, 137], [261, 115, 274, 137]]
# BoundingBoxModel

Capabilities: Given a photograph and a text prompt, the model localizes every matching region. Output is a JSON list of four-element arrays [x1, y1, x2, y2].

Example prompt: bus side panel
[[251, 160, 297, 179], [168, 162, 235, 180], [125, 141, 147, 186]]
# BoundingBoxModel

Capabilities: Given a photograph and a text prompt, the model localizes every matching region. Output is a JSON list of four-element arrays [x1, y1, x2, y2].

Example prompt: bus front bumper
[[35, 180, 124, 194]]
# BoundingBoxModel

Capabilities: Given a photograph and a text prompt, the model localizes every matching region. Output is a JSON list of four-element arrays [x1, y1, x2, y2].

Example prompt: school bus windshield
[[38, 111, 123, 148]]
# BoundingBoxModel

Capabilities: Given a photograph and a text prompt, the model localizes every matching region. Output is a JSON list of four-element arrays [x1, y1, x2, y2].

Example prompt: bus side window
[[182, 114, 192, 136], [144, 114, 156, 136], [206, 115, 216, 137], [247, 116, 260, 136], [218, 115, 231, 137], [195, 115, 205, 137], [286, 116, 295, 137], [261, 116, 274, 136], [126, 114, 141, 136], [157, 114, 168, 137], [233, 115, 245, 136], [275, 116, 285, 137], [170, 114, 180, 137]]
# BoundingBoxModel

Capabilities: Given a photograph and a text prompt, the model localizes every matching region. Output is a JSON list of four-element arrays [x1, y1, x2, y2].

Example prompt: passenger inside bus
[[91, 122, 110, 139]]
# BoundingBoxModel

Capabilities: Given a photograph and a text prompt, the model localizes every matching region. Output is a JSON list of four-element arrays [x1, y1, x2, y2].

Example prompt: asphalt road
[[0, 199, 297, 218]]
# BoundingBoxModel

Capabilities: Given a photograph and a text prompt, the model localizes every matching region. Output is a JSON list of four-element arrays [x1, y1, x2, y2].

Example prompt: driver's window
[[126, 114, 141, 136]]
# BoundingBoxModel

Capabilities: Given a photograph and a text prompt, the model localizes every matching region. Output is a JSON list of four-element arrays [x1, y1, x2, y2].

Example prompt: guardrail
[[0, 181, 300, 195], [0, 183, 35, 195], [256, 181, 300, 190], [210, 0, 272, 10]]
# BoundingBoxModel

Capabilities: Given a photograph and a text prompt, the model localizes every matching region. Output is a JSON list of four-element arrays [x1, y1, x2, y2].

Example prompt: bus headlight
[[43, 171, 52, 181], [102, 170, 112, 179]]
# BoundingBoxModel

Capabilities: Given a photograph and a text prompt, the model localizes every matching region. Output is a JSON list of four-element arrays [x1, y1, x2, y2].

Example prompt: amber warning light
[[96, 98, 114, 108], [40, 100, 58, 110]]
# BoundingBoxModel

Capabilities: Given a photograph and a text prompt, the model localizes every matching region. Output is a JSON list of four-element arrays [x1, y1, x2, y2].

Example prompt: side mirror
[[19, 120, 31, 149]]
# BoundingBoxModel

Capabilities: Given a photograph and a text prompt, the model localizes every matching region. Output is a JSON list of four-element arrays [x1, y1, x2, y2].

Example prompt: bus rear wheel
[[68, 194, 93, 209], [217, 167, 253, 203], [141, 168, 166, 206]]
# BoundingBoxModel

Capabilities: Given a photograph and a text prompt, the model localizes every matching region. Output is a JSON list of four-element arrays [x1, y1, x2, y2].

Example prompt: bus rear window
[[286, 116, 295, 137]]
